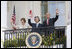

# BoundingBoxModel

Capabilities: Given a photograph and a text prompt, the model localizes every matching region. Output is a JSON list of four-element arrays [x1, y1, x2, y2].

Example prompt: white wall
[[65, 1, 71, 48], [66, 25, 71, 48], [1, 1, 7, 28], [1, 1, 7, 48]]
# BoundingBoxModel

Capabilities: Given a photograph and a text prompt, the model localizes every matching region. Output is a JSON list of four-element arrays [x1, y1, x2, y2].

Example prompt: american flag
[[11, 5, 16, 25]]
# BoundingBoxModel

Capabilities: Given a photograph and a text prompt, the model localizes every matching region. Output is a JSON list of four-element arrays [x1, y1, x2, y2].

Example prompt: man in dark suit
[[28, 16, 42, 34], [43, 9, 59, 36]]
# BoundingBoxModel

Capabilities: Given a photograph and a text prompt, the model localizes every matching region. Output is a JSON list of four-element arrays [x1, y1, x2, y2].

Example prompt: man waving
[[28, 10, 42, 34]]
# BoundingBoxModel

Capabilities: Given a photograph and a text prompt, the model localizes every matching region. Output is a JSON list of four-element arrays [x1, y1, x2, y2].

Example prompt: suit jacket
[[28, 19, 42, 34], [43, 15, 59, 27], [42, 15, 59, 32]]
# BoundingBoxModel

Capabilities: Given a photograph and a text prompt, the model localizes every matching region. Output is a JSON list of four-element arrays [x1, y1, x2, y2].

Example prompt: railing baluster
[[11, 33, 12, 48], [9, 32, 10, 48], [25, 31, 26, 48], [49, 31, 50, 48], [19, 32, 21, 48], [23, 32, 24, 47], [59, 29, 60, 48], [57, 30, 58, 48], [4, 33, 6, 48], [61, 29, 63, 48], [18, 32, 19, 47], [52, 31, 53, 48], [7, 33, 8, 48]]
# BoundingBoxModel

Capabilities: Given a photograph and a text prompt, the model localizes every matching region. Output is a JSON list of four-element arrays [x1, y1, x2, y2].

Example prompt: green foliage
[[4, 39, 18, 48], [42, 33, 54, 46], [42, 33, 66, 46], [17, 38, 26, 46]]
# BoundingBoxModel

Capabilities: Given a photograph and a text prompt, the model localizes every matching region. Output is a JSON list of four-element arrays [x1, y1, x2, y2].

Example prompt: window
[[41, 1, 66, 26]]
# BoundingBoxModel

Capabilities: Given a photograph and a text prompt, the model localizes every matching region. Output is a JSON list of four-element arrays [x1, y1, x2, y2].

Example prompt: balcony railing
[[3, 26, 66, 48]]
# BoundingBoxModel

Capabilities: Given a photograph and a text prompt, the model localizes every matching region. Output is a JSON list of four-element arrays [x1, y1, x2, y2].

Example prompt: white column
[[1, 1, 7, 48], [33, 1, 42, 23], [66, 25, 71, 48], [65, 1, 71, 48]]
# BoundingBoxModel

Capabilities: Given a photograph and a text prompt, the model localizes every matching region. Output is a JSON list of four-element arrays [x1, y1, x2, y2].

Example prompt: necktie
[[47, 19, 49, 25]]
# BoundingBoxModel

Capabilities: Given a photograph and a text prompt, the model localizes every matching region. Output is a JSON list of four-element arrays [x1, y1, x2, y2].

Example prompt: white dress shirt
[[36, 22, 39, 28]]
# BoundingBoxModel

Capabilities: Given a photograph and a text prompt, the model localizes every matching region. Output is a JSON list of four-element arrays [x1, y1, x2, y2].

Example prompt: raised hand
[[29, 10, 33, 18], [56, 9, 59, 14]]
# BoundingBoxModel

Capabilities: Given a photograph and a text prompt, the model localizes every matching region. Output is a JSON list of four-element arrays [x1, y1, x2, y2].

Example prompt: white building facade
[[1, 1, 71, 48]]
